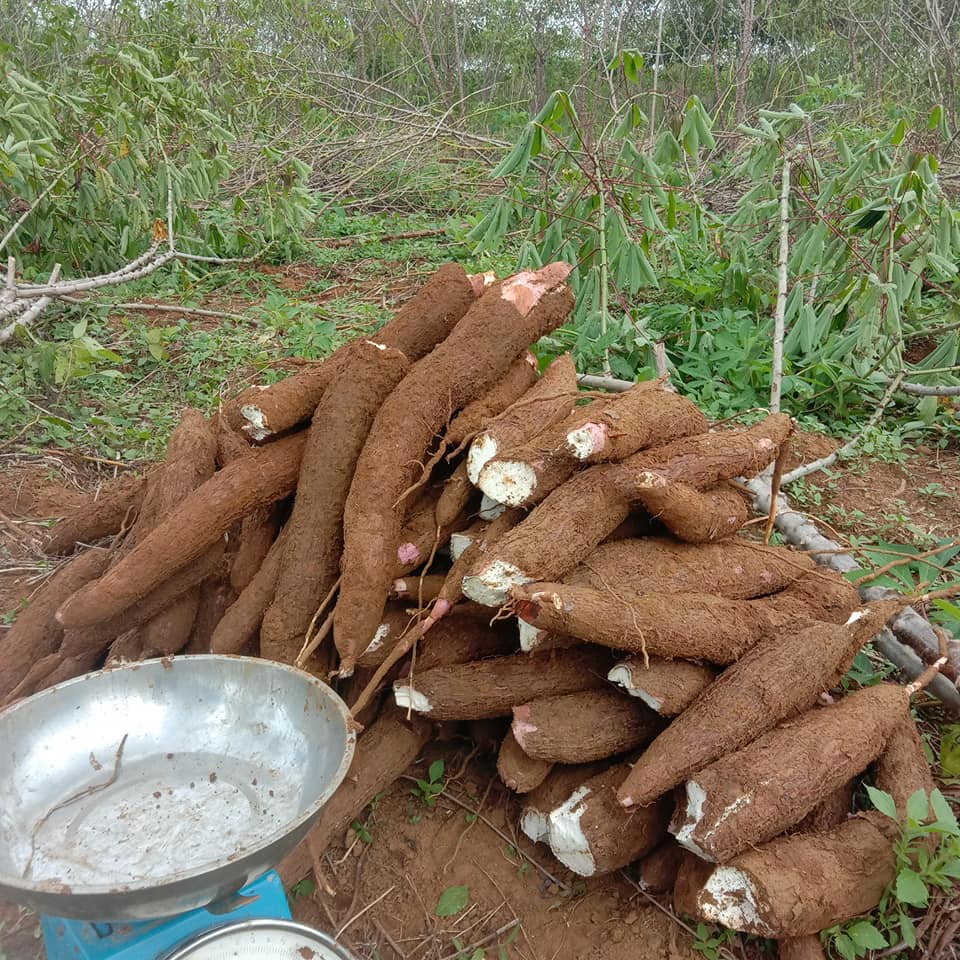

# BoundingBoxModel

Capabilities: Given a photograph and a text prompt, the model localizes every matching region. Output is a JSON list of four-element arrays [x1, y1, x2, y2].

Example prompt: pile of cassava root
[[5, 263, 943, 956]]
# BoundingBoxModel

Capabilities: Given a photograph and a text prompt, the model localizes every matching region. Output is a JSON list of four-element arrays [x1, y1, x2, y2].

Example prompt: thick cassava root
[[546, 759, 671, 876], [694, 813, 898, 936], [476, 384, 707, 507], [466, 353, 579, 484], [512, 688, 661, 763], [497, 729, 554, 793], [674, 683, 907, 862], [617, 601, 900, 807], [393, 645, 610, 719], [608, 657, 716, 715]]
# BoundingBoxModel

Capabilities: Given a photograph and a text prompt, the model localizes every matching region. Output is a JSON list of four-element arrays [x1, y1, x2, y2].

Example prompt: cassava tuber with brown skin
[[874, 707, 937, 817], [210, 530, 286, 655], [497, 729, 554, 793], [466, 353, 579, 484], [617, 602, 901, 808], [628, 477, 750, 544], [512, 688, 661, 764], [0, 546, 110, 700], [546, 759, 671, 876], [608, 657, 717, 715], [227, 264, 480, 440], [393, 645, 609, 720], [127, 409, 218, 658], [56, 431, 307, 629], [514, 565, 858, 661], [443, 352, 539, 453], [778, 937, 827, 960], [277, 708, 431, 885], [43, 474, 147, 555], [673, 683, 909, 862], [413, 604, 518, 672], [520, 760, 612, 843], [462, 464, 630, 606], [229, 504, 282, 593], [262, 340, 410, 667], [567, 536, 818, 600], [57, 544, 226, 662], [334, 265, 574, 670], [635, 842, 683, 894], [477, 384, 707, 507], [695, 812, 898, 936]]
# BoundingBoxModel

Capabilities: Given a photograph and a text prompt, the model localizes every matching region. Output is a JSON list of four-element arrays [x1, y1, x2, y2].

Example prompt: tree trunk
[[734, 0, 755, 125]]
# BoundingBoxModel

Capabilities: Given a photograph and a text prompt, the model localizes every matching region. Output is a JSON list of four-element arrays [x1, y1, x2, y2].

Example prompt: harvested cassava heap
[[15, 261, 940, 951]]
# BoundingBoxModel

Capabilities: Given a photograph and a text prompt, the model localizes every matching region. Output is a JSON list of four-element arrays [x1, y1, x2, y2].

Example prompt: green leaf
[[291, 877, 317, 898], [847, 921, 887, 950], [428, 759, 445, 783], [436, 884, 470, 917], [867, 786, 899, 820], [906, 788, 930, 824], [929, 104, 943, 131], [941, 726, 960, 777], [944, 858, 960, 879], [900, 913, 917, 948], [930, 789, 959, 835], [895, 868, 929, 907], [833, 933, 857, 960]]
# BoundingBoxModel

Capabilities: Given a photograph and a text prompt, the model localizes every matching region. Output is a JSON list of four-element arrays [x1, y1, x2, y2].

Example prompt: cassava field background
[[2, 1, 960, 958]]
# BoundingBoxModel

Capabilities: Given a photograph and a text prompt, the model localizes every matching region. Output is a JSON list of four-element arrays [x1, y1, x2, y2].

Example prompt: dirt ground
[[0, 434, 958, 959]]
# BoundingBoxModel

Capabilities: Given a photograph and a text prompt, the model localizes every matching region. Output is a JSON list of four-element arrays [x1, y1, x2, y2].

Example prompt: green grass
[[0, 212, 506, 461]]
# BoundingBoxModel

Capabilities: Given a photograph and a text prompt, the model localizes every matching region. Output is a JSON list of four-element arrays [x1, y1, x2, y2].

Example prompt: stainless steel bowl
[[0, 655, 356, 921]]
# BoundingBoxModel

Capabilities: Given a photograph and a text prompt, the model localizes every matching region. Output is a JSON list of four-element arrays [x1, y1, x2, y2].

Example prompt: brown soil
[[287, 744, 700, 960], [785, 431, 960, 543]]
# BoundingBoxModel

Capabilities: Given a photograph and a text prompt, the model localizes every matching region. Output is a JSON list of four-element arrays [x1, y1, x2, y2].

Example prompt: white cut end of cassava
[[239, 404, 271, 441], [699, 867, 771, 935], [518, 619, 547, 652], [449, 532, 475, 562], [467, 434, 498, 484], [364, 622, 391, 655], [393, 683, 432, 713], [479, 494, 507, 520], [477, 460, 537, 507], [566, 422, 607, 460], [521, 809, 549, 843], [547, 786, 596, 877], [674, 781, 711, 859], [462, 559, 531, 606], [364, 339, 388, 350], [607, 665, 664, 713], [845, 609, 864, 625]]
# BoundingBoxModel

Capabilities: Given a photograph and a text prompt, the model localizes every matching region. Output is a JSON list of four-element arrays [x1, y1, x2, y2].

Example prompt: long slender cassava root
[[262, 341, 410, 667], [43, 474, 147, 555], [393, 645, 610, 719], [227, 264, 479, 440], [334, 264, 574, 669], [56, 431, 307, 628]]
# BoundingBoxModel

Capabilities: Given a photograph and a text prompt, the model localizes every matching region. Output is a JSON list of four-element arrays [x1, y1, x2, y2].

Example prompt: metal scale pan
[[0, 655, 356, 922]]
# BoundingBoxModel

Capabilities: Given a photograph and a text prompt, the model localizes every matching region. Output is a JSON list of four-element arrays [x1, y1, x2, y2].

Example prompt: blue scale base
[[40, 870, 291, 960]]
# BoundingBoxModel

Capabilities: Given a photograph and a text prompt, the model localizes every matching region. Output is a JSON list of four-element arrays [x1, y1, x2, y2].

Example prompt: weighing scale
[[0, 656, 358, 959]]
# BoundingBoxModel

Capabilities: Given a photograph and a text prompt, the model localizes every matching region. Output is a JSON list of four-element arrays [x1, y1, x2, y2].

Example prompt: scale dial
[[162, 918, 355, 960]]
